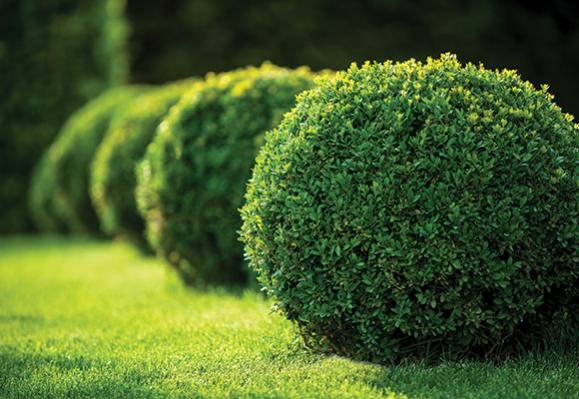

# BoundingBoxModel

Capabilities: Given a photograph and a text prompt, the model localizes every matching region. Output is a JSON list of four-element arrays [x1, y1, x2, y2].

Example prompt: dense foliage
[[136, 64, 316, 285], [241, 54, 578, 362], [30, 86, 149, 234], [91, 79, 196, 246], [0, 0, 128, 233]]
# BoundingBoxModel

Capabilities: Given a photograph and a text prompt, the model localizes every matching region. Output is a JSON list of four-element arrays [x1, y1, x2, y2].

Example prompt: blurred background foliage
[[127, 0, 579, 117], [0, 0, 128, 233], [1, 0, 578, 233]]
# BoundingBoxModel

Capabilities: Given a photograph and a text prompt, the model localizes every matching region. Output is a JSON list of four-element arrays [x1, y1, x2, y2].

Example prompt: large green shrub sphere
[[90, 79, 196, 246], [32, 86, 149, 234], [136, 64, 316, 285], [240, 54, 578, 362]]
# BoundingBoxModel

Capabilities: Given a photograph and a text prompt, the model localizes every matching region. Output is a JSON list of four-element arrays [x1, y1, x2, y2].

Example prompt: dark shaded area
[[0, 0, 128, 233], [363, 349, 579, 399], [127, 0, 579, 116]]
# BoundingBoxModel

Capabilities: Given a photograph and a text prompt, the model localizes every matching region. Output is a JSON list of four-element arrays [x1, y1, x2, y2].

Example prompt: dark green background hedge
[[0, 0, 128, 233], [126, 0, 579, 118]]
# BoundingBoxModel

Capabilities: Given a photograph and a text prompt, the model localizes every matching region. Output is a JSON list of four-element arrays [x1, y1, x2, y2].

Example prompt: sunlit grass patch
[[0, 238, 577, 398]]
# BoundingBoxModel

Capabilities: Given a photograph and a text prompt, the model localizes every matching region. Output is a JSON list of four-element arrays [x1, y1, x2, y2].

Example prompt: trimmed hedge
[[136, 64, 316, 285], [0, 0, 128, 233], [91, 79, 196, 246], [30, 86, 150, 234], [240, 54, 578, 362]]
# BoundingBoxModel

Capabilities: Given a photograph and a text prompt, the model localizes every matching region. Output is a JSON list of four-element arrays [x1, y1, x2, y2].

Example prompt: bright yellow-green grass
[[0, 237, 577, 399]]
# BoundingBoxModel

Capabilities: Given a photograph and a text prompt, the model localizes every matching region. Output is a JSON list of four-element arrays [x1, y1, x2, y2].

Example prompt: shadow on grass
[[359, 346, 579, 399], [0, 350, 170, 399]]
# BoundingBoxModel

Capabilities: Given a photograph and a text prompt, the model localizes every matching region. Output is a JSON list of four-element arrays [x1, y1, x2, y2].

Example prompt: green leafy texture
[[30, 86, 150, 235], [90, 79, 197, 247], [241, 54, 579, 363], [136, 64, 316, 285], [0, 0, 128, 233]]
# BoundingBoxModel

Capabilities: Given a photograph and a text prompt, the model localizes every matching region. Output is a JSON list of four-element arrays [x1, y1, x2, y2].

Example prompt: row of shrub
[[30, 63, 318, 285], [29, 54, 578, 363]]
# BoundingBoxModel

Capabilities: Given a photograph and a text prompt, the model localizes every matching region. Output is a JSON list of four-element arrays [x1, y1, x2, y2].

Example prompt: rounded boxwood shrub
[[1, 0, 128, 233], [240, 54, 578, 362], [90, 79, 196, 246], [136, 64, 316, 285], [37, 86, 150, 234]]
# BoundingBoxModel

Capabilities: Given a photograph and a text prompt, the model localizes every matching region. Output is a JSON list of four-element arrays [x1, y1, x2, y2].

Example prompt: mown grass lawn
[[0, 237, 577, 399]]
